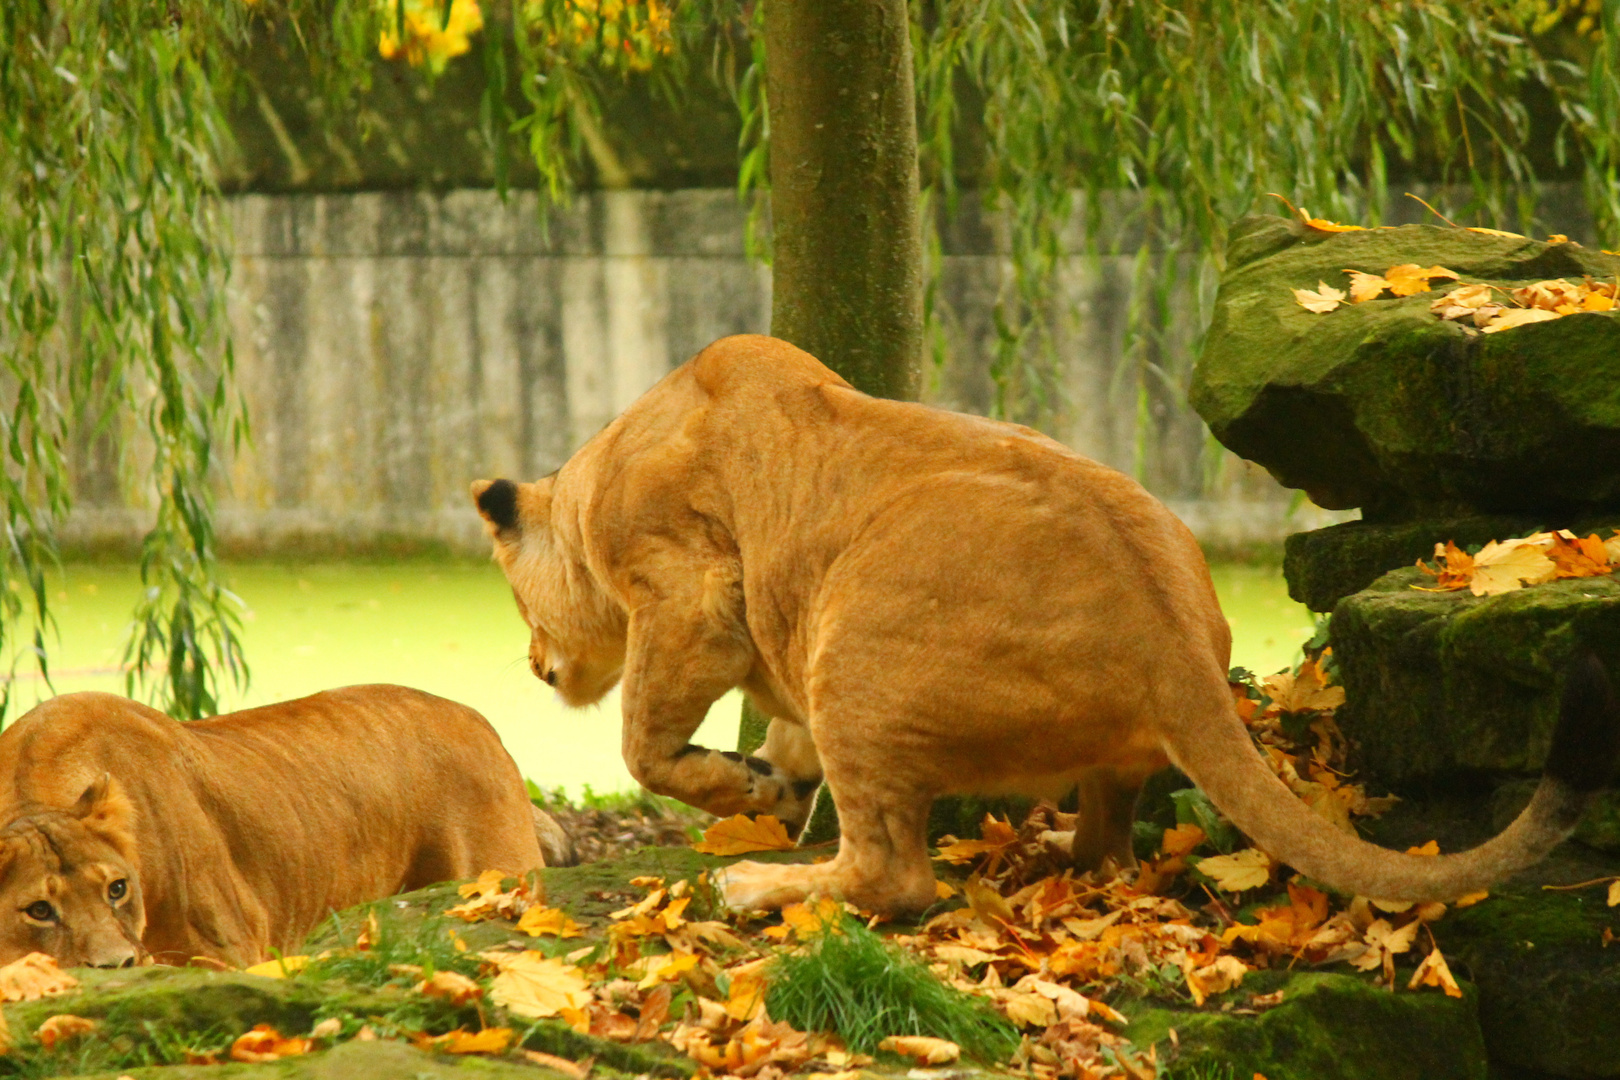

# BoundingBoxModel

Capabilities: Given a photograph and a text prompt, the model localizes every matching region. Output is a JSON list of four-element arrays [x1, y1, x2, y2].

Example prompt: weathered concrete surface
[[62, 190, 1346, 557], [1192, 216, 1620, 521]]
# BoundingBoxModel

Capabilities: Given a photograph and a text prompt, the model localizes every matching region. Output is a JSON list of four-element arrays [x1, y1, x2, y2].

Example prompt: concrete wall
[[66, 188, 1351, 554]]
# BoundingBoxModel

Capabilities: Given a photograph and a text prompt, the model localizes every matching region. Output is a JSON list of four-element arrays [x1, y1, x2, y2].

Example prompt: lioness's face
[[0, 777, 145, 968], [472, 476, 626, 706]]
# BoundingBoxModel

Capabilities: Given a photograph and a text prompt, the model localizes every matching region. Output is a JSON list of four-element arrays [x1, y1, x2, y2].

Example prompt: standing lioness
[[473, 334, 1618, 914], [0, 686, 546, 967]]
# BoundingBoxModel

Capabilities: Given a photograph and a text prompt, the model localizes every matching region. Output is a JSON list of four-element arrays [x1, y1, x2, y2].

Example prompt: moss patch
[[1122, 970, 1486, 1080], [1193, 216, 1620, 519], [75, 1037, 577, 1078], [1330, 565, 1620, 786]]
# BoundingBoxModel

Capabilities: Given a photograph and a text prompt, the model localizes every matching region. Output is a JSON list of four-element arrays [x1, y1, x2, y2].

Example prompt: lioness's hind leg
[[1069, 766, 1151, 872]]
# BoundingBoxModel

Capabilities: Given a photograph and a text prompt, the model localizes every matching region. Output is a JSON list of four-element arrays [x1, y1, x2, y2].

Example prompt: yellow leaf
[[879, 1035, 961, 1064], [1293, 281, 1346, 313], [36, 1014, 97, 1051], [1583, 292, 1616, 312], [933, 816, 1020, 864], [1001, 991, 1058, 1027], [1303, 215, 1364, 233], [1261, 657, 1345, 713], [243, 955, 310, 979], [1466, 226, 1526, 238], [691, 814, 795, 855], [781, 897, 846, 938], [1197, 849, 1273, 893], [1469, 539, 1558, 595], [517, 906, 587, 939], [485, 952, 593, 1019], [934, 879, 956, 900], [415, 970, 484, 1006], [725, 964, 770, 1021], [1454, 890, 1489, 908], [634, 950, 699, 990], [1384, 264, 1459, 297], [1405, 840, 1440, 856], [1184, 955, 1248, 1007], [1407, 947, 1464, 998], [1344, 270, 1391, 302], [459, 869, 508, 900], [1480, 307, 1560, 333], [0, 953, 79, 1002], [1607, 880, 1619, 907], [422, 1027, 515, 1055]]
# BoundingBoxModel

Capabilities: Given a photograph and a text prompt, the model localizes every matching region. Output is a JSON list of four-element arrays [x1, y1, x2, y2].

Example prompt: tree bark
[[738, 0, 924, 764], [764, 0, 924, 400]]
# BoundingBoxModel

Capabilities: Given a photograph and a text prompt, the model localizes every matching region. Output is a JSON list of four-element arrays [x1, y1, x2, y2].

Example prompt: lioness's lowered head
[[0, 775, 145, 968], [472, 476, 628, 706]]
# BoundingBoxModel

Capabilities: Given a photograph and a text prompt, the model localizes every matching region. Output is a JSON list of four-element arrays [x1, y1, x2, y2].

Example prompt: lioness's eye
[[23, 900, 54, 922], [108, 879, 127, 902]]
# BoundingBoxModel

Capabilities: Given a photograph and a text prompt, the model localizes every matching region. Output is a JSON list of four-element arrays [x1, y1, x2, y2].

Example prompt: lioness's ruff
[[474, 335, 1617, 914], [0, 686, 545, 966]]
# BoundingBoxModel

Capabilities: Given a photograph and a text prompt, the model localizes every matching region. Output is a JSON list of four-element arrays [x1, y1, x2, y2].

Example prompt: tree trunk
[[737, 0, 925, 759], [764, 0, 924, 399]]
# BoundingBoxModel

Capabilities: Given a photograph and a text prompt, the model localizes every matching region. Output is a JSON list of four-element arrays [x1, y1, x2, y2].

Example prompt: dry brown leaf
[[522, 1050, 592, 1078], [36, 1014, 97, 1051], [1184, 955, 1248, 1007], [1293, 281, 1346, 313], [692, 814, 795, 856], [934, 816, 1020, 864], [879, 1035, 961, 1064], [0, 953, 79, 1002], [1261, 656, 1345, 713], [230, 1024, 312, 1063], [1408, 947, 1464, 998]]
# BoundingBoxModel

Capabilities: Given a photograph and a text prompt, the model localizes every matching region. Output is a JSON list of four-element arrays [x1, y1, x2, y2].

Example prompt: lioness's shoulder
[[686, 336, 853, 396]]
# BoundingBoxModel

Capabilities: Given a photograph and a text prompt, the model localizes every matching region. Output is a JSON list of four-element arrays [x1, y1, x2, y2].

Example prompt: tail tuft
[[1543, 652, 1620, 795]]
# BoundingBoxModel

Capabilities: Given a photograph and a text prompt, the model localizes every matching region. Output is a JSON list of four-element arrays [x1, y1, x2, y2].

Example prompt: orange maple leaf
[[934, 816, 1020, 864], [1408, 946, 1464, 998], [418, 1027, 515, 1054], [692, 814, 795, 856], [36, 1015, 96, 1051], [231, 1024, 313, 1063], [1344, 270, 1391, 302]]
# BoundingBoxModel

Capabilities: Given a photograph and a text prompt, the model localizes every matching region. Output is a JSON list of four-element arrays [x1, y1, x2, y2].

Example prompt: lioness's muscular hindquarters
[[474, 333, 1620, 915], [0, 686, 546, 966]]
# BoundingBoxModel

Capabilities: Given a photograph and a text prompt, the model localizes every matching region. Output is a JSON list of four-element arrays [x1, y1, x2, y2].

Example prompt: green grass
[[764, 915, 1018, 1060]]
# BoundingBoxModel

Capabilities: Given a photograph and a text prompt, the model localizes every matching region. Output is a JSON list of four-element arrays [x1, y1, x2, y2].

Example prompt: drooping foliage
[[1, 0, 1614, 714]]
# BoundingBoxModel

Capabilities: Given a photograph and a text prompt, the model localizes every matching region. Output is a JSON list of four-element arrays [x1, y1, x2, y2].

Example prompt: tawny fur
[[474, 334, 1610, 914], [0, 686, 545, 966]]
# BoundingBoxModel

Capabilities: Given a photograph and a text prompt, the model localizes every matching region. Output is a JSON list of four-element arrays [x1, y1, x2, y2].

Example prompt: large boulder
[[1191, 216, 1620, 521], [1122, 970, 1487, 1080], [1329, 565, 1620, 793], [1284, 514, 1620, 613]]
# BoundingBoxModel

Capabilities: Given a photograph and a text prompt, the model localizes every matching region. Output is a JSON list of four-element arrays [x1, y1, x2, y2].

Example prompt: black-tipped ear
[[1545, 652, 1620, 793], [74, 773, 113, 816], [472, 478, 520, 534]]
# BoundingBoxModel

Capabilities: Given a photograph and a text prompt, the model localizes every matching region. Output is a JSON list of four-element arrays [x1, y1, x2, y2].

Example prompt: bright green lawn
[[9, 560, 1312, 797]]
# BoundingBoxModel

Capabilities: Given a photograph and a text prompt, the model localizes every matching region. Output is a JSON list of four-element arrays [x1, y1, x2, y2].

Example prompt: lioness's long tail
[[1167, 653, 1620, 902]]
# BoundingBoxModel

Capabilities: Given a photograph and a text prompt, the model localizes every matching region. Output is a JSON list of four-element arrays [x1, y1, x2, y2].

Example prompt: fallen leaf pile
[[1293, 260, 1618, 333], [1416, 529, 1620, 597]]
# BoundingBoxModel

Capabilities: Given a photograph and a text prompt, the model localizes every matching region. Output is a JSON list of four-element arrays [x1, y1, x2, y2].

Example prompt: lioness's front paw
[[713, 860, 821, 912]]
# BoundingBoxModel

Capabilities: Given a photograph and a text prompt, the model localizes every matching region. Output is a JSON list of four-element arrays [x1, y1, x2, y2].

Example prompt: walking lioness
[[473, 334, 1619, 914], [0, 686, 547, 967]]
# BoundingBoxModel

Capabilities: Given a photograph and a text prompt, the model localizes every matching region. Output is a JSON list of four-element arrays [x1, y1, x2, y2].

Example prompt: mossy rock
[[1191, 215, 1620, 520], [1, 967, 468, 1074], [1432, 881, 1620, 1078], [1281, 514, 1620, 613], [78, 1037, 576, 1078], [1122, 969, 1487, 1080], [1330, 565, 1620, 786]]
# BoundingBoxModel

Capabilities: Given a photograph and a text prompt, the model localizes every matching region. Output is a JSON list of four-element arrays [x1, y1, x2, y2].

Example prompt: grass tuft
[[764, 914, 1017, 1060]]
